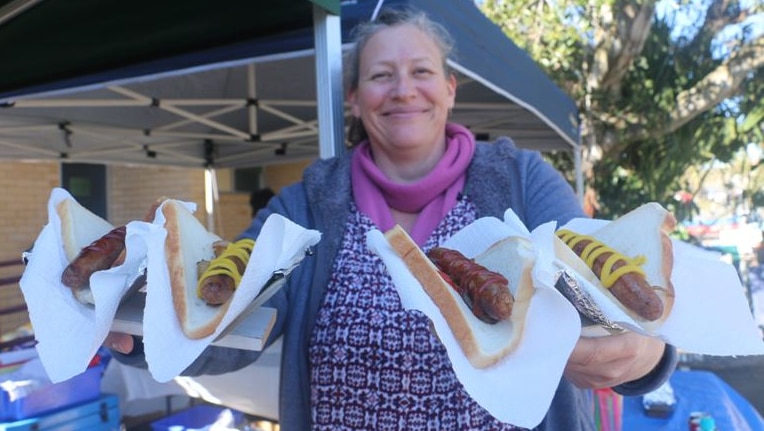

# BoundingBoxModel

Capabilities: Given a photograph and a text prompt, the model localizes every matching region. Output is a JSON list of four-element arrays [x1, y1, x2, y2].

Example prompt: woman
[[110, 7, 676, 430]]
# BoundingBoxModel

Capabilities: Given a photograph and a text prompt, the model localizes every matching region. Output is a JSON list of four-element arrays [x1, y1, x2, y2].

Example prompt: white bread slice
[[385, 225, 535, 368], [162, 200, 228, 339], [556, 202, 676, 330], [56, 198, 115, 263]]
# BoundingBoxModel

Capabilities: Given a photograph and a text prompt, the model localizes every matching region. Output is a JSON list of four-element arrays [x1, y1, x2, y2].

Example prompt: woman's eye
[[371, 72, 392, 80], [414, 68, 433, 76]]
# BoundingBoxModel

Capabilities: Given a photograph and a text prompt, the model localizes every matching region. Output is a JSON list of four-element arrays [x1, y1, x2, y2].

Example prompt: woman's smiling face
[[349, 23, 456, 157]]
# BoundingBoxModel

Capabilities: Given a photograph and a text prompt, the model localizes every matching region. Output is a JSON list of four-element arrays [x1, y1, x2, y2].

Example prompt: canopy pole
[[575, 144, 584, 206], [313, 4, 344, 159], [204, 168, 220, 234], [247, 64, 258, 137]]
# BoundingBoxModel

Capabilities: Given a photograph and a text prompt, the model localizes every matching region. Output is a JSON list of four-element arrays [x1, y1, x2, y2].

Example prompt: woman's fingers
[[104, 331, 134, 354], [565, 332, 665, 389]]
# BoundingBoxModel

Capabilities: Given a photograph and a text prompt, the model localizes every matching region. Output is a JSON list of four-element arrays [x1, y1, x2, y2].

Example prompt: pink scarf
[[351, 123, 476, 246]]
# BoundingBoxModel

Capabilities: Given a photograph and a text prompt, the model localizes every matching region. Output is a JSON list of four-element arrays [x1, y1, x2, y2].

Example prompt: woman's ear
[[447, 73, 457, 109], [347, 89, 361, 118]]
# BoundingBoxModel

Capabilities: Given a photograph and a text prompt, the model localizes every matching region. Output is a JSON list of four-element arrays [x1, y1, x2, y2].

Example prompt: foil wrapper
[[642, 381, 677, 418], [554, 270, 624, 333]]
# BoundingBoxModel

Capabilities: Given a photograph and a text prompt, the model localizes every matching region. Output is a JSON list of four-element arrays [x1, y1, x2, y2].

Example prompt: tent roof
[[0, 0, 580, 169], [0, 0, 339, 99]]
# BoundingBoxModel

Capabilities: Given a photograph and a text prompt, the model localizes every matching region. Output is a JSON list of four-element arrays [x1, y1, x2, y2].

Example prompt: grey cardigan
[[115, 137, 677, 431]]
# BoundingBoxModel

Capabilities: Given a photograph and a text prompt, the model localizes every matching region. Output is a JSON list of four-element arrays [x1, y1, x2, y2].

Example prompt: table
[[623, 369, 764, 431], [101, 337, 282, 421]]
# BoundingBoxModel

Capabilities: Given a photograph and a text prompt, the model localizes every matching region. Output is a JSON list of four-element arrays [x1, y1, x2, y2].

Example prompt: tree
[[480, 0, 764, 218]]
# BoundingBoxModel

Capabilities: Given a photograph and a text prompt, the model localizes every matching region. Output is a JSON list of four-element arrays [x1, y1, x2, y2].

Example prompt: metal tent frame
[[0, 0, 582, 197]]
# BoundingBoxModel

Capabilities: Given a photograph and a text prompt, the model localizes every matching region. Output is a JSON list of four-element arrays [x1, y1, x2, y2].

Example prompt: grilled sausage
[[61, 225, 127, 293], [196, 238, 255, 306], [427, 247, 513, 323]]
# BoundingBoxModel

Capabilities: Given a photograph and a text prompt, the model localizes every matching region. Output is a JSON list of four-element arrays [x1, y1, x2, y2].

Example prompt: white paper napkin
[[367, 215, 581, 429], [19, 188, 146, 383], [137, 201, 322, 382], [557, 216, 764, 356]]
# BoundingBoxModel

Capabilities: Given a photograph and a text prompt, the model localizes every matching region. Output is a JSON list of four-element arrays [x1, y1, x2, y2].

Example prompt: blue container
[[0, 364, 104, 421], [0, 394, 119, 431], [151, 405, 245, 431]]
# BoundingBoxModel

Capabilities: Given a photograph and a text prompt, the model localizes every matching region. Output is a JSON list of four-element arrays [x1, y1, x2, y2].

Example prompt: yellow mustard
[[556, 229, 646, 288], [197, 238, 255, 297]]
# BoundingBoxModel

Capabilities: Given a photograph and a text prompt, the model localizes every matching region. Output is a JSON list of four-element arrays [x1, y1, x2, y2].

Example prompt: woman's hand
[[104, 331, 135, 355], [564, 331, 665, 389]]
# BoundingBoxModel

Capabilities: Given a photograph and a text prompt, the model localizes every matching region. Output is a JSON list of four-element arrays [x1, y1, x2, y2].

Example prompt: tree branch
[[596, 36, 763, 148], [669, 38, 764, 130], [683, 0, 749, 57], [600, 0, 657, 91], [704, 0, 749, 36]]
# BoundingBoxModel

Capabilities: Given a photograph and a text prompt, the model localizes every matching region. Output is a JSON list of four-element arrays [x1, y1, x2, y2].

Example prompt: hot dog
[[554, 202, 676, 328], [57, 197, 128, 305], [385, 225, 536, 368], [161, 199, 252, 339], [58, 197, 164, 305]]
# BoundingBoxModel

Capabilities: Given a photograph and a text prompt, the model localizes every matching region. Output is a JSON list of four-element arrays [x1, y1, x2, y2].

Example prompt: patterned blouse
[[309, 198, 523, 431]]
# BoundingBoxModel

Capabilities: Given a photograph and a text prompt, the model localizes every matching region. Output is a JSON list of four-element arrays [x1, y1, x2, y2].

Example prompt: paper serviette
[[558, 216, 764, 356], [19, 188, 146, 383], [367, 214, 581, 429], [138, 202, 321, 382]]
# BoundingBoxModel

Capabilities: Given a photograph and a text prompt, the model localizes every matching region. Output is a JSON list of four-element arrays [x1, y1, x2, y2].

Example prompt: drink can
[[688, 411, 705, 430]]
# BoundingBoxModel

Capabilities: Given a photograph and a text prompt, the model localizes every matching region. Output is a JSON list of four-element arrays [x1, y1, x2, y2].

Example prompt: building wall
[[264, 160, 312, 193], [218, 159, 313, 240], [0, 161, 62, 335], [0, 159, 312, 338], [109, 165, 206, 226]]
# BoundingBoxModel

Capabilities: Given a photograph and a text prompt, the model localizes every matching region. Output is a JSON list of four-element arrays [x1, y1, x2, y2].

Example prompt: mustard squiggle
[[556, 229, 646, 288], [196, 238, 255, 298]]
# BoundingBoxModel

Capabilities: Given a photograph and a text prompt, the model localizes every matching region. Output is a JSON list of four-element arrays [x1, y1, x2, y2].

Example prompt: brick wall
[[0, 161, 61, 337], [108, 164, 206, 226], [0, 161, 60, 263], [264, 160, 311, 192], [216, 159, 312, 240], [218, 192, 252, 240]]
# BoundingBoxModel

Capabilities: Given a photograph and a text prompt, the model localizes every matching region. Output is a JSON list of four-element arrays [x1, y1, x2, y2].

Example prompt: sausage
[[61, 225, 127, 291], [198, 274, 236, 305], [556, 230, 664, 321], [196, 238, 255, 306], [427, 247, 513, 324]]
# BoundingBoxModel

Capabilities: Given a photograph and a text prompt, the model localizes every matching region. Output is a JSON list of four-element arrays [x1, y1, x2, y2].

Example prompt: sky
[[655, 0, 763, 52], [476, 0, 763, 47]]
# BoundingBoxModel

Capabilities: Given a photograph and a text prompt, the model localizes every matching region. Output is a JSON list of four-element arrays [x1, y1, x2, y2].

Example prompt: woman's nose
[[391, 75, 416, 99]]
